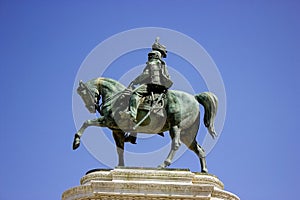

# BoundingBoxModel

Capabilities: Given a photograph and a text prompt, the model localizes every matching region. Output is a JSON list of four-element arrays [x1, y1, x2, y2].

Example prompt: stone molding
[[62, 167, 239, 200]]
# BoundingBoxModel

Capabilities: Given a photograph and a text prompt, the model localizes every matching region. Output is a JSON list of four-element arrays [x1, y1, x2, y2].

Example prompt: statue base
[[62, 167, 239, 200]]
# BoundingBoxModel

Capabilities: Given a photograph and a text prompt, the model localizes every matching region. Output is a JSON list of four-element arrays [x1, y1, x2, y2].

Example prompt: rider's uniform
[[127, 50, 173, 120]]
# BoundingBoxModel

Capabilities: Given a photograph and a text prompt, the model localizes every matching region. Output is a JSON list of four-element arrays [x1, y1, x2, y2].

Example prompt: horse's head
[[77, 77, 126, 114], [77, 80, 100, 113]]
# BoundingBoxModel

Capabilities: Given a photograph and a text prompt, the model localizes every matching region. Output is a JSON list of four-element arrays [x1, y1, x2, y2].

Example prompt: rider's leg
[[128, 84, 148, 120], [128, 93, 141, 120]]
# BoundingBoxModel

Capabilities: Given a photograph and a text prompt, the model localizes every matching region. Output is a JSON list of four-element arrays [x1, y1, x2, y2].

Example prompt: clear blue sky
[[0, 0, 299, 199]]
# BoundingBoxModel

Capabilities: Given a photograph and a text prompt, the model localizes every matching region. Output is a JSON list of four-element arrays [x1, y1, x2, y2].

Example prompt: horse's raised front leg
[[72, 117, 106, 150], [113, 130, 125, 166], [158, 125, 181, 168]]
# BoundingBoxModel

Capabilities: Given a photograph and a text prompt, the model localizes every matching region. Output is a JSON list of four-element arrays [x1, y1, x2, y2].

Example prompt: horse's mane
[[98, 77, 126, 92]]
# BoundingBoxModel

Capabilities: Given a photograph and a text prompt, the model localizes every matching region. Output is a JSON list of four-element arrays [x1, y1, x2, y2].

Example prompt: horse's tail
[[195, 92, 218, 139]]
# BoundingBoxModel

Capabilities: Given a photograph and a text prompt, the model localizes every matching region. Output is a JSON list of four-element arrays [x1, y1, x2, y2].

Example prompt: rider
[[124, 37, 173, 122]]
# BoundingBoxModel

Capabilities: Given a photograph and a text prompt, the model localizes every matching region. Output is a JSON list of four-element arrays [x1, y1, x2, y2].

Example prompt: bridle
[[77, 80, 100, 113], [77, 80, 126, 115]]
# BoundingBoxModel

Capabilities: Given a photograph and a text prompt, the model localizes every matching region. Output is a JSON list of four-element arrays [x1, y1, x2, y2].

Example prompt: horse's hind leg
[[182, 136, 208, 173], [195, 142, 208, 173], [158, 125, 181, 168]]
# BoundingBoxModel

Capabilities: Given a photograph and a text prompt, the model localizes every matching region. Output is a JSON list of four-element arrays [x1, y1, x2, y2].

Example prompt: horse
[[72, 77, 218, 172]]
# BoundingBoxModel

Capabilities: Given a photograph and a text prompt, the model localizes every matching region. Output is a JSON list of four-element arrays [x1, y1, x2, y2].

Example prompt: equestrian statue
[[72, 38, 218, 173]]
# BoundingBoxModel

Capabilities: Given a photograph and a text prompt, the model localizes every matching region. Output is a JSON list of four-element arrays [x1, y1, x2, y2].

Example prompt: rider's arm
[[161, 63, 173, 88], [162, 64, 170, 78]]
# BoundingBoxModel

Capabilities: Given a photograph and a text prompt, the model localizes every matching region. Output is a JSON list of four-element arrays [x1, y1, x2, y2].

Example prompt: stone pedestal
[[62, 167, 239, 200]]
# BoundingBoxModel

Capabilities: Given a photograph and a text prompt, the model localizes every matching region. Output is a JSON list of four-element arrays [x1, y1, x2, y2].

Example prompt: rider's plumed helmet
[[152, 37, 167, 58]]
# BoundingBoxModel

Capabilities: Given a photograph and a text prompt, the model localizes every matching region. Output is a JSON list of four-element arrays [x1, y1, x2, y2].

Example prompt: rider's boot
[[124, 132, 137, 144], [157, 132, 164, 137]]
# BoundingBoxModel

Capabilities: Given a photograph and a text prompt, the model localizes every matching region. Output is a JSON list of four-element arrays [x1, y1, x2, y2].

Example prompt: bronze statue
[[72, 39, 218, 173]]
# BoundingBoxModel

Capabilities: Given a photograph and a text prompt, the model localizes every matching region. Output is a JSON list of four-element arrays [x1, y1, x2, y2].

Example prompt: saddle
[[115, 89, 167, 129]]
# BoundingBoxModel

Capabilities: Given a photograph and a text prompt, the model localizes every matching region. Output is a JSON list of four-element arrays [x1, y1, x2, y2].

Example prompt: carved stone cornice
[[62, 167, 239, 200]]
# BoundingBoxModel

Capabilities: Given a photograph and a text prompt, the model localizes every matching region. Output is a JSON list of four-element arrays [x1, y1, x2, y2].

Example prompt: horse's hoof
[[157, 160, 170, 169], [73, 136, 81, 150], [201, 168, 208, 173], [73, 142, 80, 150], [157, 164, 165, 169]]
